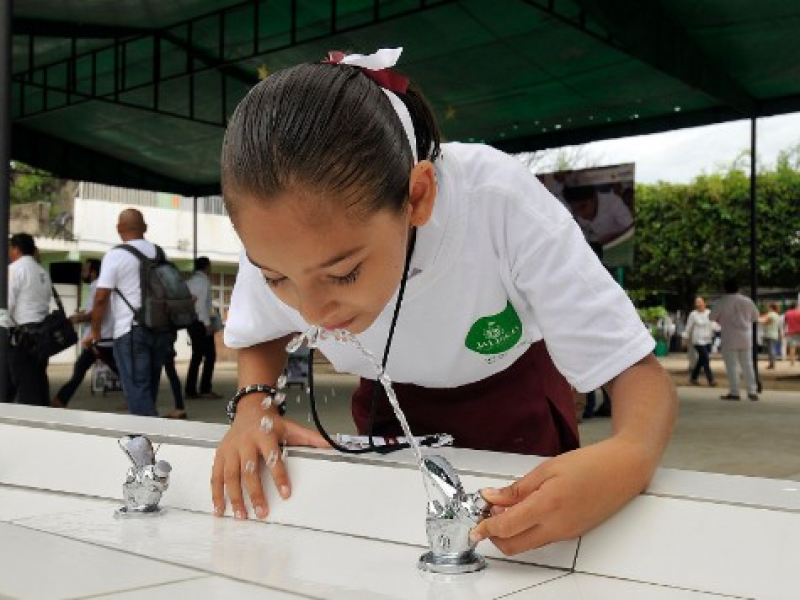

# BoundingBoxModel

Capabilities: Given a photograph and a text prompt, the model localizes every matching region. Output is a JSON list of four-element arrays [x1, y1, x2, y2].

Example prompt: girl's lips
[[324, 317, 355, 331]]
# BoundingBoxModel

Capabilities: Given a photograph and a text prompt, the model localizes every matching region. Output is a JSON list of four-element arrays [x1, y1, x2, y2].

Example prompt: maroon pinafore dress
[[351, 341, 579, 456]]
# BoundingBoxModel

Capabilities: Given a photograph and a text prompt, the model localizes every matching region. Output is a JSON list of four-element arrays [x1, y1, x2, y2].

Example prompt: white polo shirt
[[225, 143, 653, 393], [96, 239, 158, 339], [8, 255, 51, 326], [83, 279, 115, 346]]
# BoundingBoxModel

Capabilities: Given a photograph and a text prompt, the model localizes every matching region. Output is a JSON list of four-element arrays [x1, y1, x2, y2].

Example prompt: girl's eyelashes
[[263, 273, 286, 287], [262, 264, 362, 287], [330, 264, 362, 286]]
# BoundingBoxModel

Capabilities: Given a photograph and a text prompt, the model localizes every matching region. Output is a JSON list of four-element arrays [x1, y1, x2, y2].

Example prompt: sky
[[557, 111, 800, 184]]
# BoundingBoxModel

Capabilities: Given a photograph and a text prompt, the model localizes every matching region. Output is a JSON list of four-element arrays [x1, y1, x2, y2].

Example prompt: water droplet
[[276, 374, 287, 389], [274, 392, 286, 405], [285, 335, 304, 353], [261, 397, 273, 410]]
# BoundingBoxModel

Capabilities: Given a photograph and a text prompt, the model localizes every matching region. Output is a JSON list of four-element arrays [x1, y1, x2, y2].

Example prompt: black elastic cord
[[308, 227, 417, 454]]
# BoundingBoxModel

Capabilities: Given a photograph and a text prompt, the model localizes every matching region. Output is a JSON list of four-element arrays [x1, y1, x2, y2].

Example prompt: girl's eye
[[330, 264, 362, 286], [263, 273, 286, 287]]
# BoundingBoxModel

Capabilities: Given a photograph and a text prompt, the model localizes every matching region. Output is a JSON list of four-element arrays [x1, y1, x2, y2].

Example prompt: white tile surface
[[0, 484, 116, 522], [17, 505, 566, 600], [0, 521, 200, 600], [98, 576, 306, 599], [577, 495, 800, 599], [505, 573, 742, 599], [650, 467, 800, 510], [0, 422, 578, 569]]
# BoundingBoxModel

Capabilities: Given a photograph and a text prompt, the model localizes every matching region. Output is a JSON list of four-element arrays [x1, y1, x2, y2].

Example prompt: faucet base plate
[[114, 506, 167, 518], [418, 550, 487, 574]]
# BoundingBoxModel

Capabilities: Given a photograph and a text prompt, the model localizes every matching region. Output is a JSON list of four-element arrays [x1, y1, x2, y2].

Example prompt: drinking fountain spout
[[115, 435, 171, 517], [418, 455, 492, 574]]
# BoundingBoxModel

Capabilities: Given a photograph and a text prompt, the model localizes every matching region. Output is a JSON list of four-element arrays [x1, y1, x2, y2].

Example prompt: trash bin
[[654, 340, 669, 357]]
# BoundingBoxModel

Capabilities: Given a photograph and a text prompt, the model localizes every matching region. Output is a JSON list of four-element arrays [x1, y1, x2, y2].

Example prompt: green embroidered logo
[[465, 301, 523, 355]]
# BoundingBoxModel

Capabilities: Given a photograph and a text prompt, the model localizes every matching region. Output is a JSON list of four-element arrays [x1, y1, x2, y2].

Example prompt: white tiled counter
[[1, 404, 795, 599]]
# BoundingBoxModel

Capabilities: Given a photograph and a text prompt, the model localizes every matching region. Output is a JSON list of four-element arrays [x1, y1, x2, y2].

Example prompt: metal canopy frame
[[4, 0, 799, 395], [9, 0, 800, 195]]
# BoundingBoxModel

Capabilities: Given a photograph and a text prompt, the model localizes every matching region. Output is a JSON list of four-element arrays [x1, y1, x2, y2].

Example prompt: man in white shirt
[[86, 209, 176, 416], [710, 279, 760, 401], [184, 256, 221, 399], [6, 233, 52, 405], [51, 259, 117, 408]]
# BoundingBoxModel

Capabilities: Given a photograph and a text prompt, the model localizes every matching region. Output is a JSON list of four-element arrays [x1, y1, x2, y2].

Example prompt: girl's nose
[[296, 285, 337, 326]]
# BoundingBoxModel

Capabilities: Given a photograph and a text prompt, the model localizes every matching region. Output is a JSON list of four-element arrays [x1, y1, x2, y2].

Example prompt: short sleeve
[[503, 182, 653, 392]]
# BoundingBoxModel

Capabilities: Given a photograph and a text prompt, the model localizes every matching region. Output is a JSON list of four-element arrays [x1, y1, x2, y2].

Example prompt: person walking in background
[[85, 209, 176, 416], [784, 300, 800, 367], [760, 303, 782, 370], [185, 256, 221, 399], [52, 259, 118, 408], [163, 347, 187, 419], [711, 279, 760, 401], [5, 233, 52, 405], [684, 296, 717, 387]]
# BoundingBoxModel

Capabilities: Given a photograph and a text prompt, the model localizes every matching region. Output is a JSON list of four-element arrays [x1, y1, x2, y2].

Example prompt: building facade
[[21, 183, 242, 364]]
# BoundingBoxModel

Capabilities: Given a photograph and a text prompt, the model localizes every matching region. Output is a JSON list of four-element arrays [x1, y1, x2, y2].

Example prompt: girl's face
[[232, 164, 436, 334]]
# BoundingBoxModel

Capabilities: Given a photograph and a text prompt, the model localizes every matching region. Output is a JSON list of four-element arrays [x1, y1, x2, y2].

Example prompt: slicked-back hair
[[221, 61, 441, 219]]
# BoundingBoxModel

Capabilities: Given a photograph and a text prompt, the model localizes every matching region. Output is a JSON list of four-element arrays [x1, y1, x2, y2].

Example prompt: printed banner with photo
[[538, 163, 635, 267]]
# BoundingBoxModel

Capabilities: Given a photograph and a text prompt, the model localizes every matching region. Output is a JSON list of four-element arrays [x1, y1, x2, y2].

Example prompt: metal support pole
[[193, 196, 198, 263], [749, 117, 761, 392], [0, 0, 12, 401]]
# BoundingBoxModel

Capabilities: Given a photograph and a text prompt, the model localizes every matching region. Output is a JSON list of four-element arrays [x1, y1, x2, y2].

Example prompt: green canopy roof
[[12, 0, 800, 195]]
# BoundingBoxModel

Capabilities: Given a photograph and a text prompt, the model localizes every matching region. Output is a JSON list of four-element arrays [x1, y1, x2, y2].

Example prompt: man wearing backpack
[[86, 209, 178, 416]]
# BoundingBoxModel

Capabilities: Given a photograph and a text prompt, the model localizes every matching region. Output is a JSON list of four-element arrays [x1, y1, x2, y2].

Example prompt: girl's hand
[[210, 408, 330, 520], [469, 438, 652, 555]]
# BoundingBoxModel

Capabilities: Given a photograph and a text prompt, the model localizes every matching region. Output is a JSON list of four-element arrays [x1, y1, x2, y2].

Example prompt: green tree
[[10, 162, 62, 205], [628, 163, 800, 312]]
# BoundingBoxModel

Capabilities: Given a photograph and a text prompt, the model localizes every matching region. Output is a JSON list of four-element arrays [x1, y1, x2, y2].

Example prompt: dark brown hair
[[221, 61, 441, 219], [9, 233, 36, 255]]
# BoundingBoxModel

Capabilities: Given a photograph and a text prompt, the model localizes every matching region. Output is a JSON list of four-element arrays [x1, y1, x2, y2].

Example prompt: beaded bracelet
[[226, 382, 286, 423]]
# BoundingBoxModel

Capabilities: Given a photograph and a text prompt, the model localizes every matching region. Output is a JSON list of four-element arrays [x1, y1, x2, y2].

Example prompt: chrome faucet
[[418, 455, 492, 573], [115, 435, 172, 517]]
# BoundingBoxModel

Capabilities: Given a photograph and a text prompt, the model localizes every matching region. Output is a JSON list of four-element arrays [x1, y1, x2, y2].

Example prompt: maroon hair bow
[[322, 50, 409, 94]]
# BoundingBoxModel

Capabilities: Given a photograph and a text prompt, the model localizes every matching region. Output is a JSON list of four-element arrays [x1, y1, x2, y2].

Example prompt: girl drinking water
[[212, 48, 676, 555]]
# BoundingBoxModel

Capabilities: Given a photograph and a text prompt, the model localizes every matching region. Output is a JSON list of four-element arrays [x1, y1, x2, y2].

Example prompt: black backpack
[[114, 244, 197, 332]]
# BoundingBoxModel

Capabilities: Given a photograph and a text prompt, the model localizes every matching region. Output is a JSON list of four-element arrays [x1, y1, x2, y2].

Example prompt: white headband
[[339, 48, 418, 164]]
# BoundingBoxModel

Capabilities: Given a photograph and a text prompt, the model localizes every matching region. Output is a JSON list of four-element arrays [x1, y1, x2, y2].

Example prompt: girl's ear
[[407, 161, 437, 227]]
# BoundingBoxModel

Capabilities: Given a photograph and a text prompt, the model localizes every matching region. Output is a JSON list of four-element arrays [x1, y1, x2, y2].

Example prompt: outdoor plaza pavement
[[48, 351, 800, 482]]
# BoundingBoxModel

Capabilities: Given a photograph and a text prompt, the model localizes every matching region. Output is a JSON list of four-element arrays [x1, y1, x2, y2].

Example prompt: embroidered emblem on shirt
[[464, 301, 523, 355]]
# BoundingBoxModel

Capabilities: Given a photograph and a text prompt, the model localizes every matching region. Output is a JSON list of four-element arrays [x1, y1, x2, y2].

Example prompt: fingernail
[[481, 487, 500, 498], [213, 505, 223, 516], [469, 528, 485, 543], [255, 505, 267, 519], [279, 485, 291, 499], [235, 510, 245, 519]]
